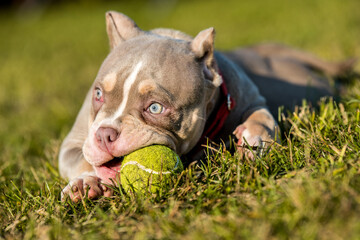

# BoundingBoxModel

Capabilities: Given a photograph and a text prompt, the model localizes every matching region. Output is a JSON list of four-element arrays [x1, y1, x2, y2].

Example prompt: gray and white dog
[[59, 11, 354, 201]]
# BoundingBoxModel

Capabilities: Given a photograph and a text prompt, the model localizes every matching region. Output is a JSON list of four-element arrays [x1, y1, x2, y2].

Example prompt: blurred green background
[[0, 0, 359, 170]]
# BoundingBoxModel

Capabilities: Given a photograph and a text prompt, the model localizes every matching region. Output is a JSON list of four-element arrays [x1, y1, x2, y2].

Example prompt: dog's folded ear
[[105, 11, 144, 49], [191, 27, 215, 59], [191, 27, 222, 88]]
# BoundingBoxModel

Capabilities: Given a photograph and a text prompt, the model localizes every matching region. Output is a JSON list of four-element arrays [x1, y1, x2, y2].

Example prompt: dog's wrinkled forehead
[[96, 36, 204, 103]]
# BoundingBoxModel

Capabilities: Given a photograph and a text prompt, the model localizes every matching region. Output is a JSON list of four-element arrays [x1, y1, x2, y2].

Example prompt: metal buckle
[[227, 94, 232, 111]]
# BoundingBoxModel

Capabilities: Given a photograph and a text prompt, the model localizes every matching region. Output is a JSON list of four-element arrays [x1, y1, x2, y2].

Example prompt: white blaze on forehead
[[112, 61, 143, 121]]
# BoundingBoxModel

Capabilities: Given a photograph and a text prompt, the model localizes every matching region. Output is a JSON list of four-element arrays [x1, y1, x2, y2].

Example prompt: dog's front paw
[[233, 125, 265, 159], [233, 125, 262, 146], [61, 172, 113, 202]]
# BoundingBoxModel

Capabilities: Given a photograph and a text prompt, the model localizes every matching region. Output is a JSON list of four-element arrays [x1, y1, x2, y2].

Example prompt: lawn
[[1, 0, 360, 239]]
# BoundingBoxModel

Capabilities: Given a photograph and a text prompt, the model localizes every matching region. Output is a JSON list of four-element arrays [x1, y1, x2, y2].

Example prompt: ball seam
[[120, 156, 181, 174]]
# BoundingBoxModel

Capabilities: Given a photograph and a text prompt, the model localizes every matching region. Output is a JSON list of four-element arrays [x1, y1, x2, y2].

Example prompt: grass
[[1, 0, 360, 239]]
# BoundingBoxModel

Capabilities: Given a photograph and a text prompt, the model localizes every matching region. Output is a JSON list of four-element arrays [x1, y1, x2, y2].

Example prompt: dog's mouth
[[95, 157, 124, 183], [102, 157, 124, 172]]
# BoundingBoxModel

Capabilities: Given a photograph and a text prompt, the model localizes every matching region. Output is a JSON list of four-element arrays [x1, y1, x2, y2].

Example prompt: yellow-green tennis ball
[[120, 145, 183, 193]]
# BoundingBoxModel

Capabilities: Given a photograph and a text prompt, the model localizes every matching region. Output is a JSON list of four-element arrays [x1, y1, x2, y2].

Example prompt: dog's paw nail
[[101, 185, 108, 191]]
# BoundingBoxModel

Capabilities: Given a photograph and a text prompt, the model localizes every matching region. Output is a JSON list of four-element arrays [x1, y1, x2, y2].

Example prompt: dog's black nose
[[95, 127, 119, 153]]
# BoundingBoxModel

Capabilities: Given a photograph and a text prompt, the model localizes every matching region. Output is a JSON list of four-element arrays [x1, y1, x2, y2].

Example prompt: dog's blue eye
[[95, 88, 102, 100], [148, 103, 164, 114]]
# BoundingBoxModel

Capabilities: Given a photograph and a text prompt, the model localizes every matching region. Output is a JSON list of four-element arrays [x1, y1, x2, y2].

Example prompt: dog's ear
[[105, 11, 143, 49], [191, 27, 222, 87], [191, 27, 215, 58]]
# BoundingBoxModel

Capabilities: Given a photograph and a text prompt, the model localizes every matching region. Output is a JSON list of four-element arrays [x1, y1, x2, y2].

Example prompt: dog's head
[[82, 12, 222, 180]]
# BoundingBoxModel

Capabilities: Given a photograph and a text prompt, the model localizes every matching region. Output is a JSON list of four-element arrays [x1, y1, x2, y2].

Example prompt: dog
[[59, 11, 354, 201]]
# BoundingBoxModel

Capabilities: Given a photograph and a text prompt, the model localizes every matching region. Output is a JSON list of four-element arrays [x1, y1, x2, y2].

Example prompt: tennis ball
[[120, 145, 183, 193]]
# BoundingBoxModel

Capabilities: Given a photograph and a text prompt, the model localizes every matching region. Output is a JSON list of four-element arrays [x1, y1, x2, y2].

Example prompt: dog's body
[[59, 12, 353, 201]]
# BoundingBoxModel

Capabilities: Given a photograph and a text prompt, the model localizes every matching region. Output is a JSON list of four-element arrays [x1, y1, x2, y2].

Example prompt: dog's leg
[[59, 90, 113, 201], [60, 139, 113, 202], [250, 43, 356, 76], [233, 107, 277, 158]]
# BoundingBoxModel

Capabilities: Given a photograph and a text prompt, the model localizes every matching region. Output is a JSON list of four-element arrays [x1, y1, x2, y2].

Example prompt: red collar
[[187, 71, 235, 158]]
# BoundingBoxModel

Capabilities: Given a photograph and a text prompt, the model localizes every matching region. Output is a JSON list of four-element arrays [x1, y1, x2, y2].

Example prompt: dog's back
[[224, 43, 356, 116]]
